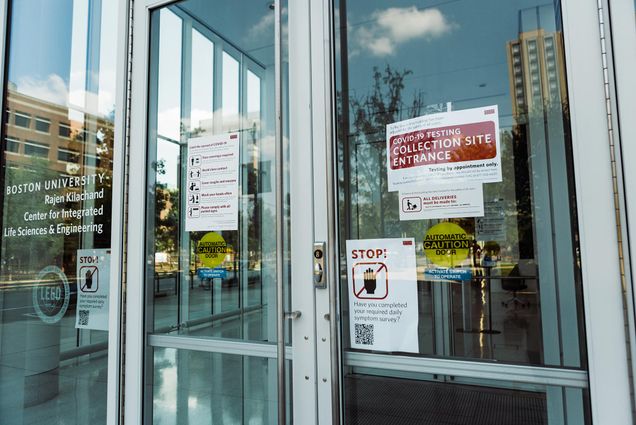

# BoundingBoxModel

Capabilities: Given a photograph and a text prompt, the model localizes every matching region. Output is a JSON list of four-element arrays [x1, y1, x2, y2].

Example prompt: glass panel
[[151, 348, 288, 425], [59, 123, 71, 138], [335, 0, 590, 423], [189, 29, 214, 133], [23, 141, 49, 158], [14, 112, 30, 128], [0, 1, 119, 424], [222, 52, 240, 131], [35, 118, 51, 133], [144, 1, 289, 424], [5, 137, 20, 153]]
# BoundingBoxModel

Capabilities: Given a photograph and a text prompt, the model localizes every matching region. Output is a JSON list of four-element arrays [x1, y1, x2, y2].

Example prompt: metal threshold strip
[[148, 334, 293, 360], [345, 351, 588, 389]]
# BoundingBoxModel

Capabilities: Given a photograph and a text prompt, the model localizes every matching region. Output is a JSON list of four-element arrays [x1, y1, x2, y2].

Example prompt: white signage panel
[[185, 133, 240, 232], [75, 248, 110, 331], [387, 105, 502, 191], [476, 199, 506, 241], [346, 238, 419, 353], [399, 183, 484, 221]]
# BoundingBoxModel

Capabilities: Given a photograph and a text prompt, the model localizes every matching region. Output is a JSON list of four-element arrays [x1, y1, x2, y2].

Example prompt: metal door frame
[[303, 0, 634, 423], [126, 1, 297, 424]]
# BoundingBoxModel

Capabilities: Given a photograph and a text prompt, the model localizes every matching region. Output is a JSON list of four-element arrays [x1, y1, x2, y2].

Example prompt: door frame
[[302, 0, 634, 424], [126, 0, 298, 424], [607, 0, 636, 406], [124, 0, 634, 423]]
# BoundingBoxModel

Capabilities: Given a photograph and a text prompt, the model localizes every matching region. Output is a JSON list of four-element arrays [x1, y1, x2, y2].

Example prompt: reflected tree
[[340, 65, 425, 239]]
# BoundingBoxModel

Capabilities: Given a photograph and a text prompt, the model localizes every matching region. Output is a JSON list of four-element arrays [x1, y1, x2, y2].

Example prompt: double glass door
[[131, 0, 625, 424]]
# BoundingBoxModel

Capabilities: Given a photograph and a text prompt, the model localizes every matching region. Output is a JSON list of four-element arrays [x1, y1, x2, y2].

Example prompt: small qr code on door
[[354, 323, 374, 345], [78, 310, 90, 326]]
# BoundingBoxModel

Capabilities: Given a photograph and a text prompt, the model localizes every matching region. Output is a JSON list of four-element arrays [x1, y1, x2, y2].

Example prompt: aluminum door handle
[[313, 262, 323, 284], [284, 310, 302, 320]]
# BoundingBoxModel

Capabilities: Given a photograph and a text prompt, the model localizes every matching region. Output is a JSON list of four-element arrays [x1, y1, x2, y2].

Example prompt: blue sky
[[340, 0, 560, 129], [8, 0, 73, 87]]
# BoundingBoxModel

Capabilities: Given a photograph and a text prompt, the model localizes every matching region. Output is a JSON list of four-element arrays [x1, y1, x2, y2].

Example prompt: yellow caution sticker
[[196, 232, 228, 268], [423, 222, 471, 267]]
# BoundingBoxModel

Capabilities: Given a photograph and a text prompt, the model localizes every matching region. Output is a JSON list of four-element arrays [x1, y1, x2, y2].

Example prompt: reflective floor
[[0, 351, 107, 425], [151, 348, 279, 425]]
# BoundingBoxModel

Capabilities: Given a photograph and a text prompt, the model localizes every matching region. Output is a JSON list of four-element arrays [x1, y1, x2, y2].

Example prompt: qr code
[[78, 310, 90, 326], [355, 323, 374, 345]]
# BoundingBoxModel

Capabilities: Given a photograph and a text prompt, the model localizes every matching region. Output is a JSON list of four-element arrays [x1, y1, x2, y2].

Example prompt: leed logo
[[32, 266, 70, 324]]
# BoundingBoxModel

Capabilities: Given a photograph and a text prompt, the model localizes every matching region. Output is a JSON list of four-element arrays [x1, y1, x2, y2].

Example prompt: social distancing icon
[[189, 168, 201, 179], [352, 262, 388, 300]]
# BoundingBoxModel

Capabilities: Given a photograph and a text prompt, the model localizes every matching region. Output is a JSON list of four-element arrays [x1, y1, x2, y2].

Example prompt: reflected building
[[1, 84, 114, 275], [506, 5, 570, 260], [507, 5, 568, 121], [3, 83, 113, 178]]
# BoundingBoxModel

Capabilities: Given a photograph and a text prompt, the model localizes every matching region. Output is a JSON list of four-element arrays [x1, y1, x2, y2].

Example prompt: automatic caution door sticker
[[423, 222, 471, 267], [196, 232, 229, 268], [346, 238, 419, 353]]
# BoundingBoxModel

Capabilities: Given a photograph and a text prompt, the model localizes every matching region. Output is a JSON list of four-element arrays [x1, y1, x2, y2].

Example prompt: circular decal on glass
[[32, 266, 70, 324], [423, 222, 471, 267], [196, 232, 229, 268]]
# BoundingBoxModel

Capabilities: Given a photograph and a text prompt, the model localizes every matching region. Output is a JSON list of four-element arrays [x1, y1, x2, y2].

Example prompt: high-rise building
[[507, 6, 568, 121]]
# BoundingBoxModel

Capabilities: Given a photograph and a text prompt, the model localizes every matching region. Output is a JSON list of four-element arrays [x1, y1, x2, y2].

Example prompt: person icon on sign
[[407, 199, 416, 211]]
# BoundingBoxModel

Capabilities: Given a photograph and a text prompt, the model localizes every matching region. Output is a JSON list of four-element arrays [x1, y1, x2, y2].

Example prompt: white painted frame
[[608, 0, 636, 411], [288, 0, 321, 423], [302, 0, 634, 424], [560, 0, 633, 422], [126, 1, 170, 423], [107, 0, 132, 423]]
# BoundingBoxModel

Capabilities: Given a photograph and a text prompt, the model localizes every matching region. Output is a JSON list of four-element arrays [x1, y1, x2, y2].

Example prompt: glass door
[[128, 0, 292, 423], [331, 0, 593, 424]]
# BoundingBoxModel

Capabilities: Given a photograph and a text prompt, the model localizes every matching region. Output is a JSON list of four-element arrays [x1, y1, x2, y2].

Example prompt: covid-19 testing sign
[[346, 238, 419, 353], [387, 105, 502, 191]]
